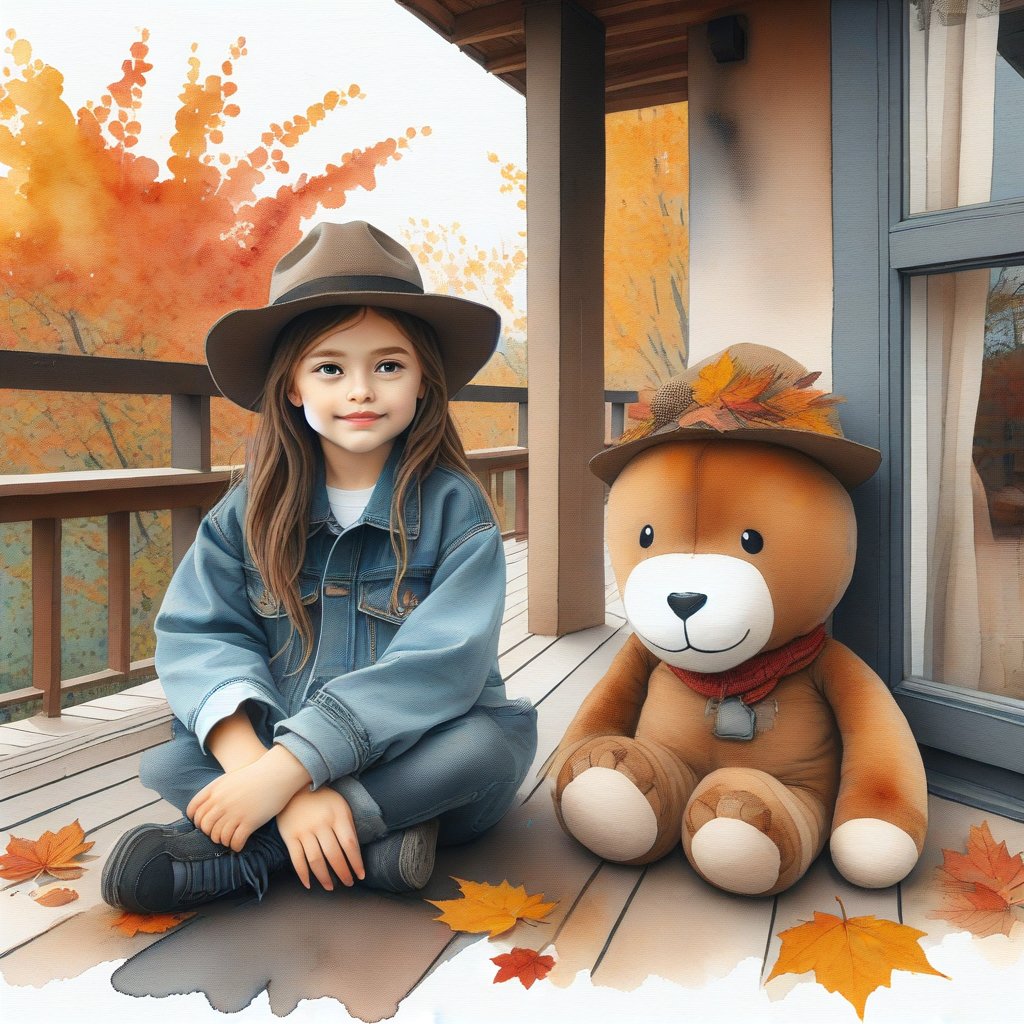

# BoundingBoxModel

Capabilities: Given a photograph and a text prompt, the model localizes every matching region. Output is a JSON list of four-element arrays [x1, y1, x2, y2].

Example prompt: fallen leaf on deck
[[0, 820, 95, 882], [427, 878, 557, 937], [30, 884, 80, 907], [111, 910, 195, 936], [929, 820, 1024, 938], [766, 897, 948, 1019], [491, 947, 555, 989]]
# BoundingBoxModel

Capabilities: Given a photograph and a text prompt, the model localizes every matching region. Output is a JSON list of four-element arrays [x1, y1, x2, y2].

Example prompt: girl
[[102, 221, 538, 913]]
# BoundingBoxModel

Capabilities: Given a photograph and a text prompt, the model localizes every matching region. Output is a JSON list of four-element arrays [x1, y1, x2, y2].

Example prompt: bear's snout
[[667, 592, 707, 622], [623, 554, 775, 673]]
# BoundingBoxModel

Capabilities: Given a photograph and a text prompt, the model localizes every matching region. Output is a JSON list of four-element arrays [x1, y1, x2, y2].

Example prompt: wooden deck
[[2, 536, 1023, 1022]]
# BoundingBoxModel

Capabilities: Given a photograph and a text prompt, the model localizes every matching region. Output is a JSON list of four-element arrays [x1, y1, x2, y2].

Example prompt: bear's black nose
[[667, 592, 707, 622]]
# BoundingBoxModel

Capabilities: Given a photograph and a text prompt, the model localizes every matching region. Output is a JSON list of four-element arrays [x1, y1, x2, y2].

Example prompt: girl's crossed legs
[[102, 701, 537, 912]]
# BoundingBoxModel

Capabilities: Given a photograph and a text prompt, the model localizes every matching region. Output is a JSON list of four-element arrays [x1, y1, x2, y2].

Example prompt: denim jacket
[[154, 439, 524, 790]]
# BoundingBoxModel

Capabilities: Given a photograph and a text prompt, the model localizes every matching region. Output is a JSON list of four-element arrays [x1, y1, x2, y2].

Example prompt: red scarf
[[668, 624, 827, 705]]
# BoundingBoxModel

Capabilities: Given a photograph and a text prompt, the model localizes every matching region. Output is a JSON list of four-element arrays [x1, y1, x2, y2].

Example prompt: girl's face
[[287, 308, 426, 485]]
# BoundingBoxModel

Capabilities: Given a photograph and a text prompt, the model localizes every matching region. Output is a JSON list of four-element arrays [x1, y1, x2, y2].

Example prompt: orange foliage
[[0, 820, 95, 882], [490, 947, 556, 989], [426, 877, 558, 938], [111, 909, 195, 936], [766, 897, 948, 1020], [605, 103, 689, 392], [404, 155, 527, 452], [929, 820, 1024, 938], [1, 29, 421, 371]]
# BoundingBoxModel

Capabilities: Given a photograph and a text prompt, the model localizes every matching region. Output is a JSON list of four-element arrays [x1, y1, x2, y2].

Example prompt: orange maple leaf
[[691, 350, 736, 405], [491, 947, 556, 989], [110, 910, 195, 936], [766, 897, 948, 1019], [426, 878, 558, 938], [30, 884, 80, 907], [0, 820, 95, 882], [929, 821, 1024, 938]]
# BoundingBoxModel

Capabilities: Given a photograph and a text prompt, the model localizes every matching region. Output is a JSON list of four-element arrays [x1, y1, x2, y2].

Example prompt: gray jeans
[[140, 701, 538, 847]]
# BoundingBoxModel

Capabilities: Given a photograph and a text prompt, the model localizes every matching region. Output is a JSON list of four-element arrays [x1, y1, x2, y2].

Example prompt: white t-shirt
[[325, 484, 376, 529]]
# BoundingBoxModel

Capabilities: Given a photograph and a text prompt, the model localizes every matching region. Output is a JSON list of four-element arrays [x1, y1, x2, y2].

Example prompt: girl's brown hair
[[241, 305, 487, 670]]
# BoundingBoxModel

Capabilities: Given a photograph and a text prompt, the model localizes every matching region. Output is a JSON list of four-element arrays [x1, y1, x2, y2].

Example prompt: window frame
[[831, 0, 1024, 818]]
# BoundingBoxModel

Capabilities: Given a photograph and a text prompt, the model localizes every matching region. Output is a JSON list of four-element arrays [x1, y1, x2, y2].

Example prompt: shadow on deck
[[1, 537, 1022, 1020]]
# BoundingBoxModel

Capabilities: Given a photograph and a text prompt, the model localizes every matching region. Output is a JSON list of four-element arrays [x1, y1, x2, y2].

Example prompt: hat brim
[[205, 290, 501, 411], [590, 425, 882, 490]]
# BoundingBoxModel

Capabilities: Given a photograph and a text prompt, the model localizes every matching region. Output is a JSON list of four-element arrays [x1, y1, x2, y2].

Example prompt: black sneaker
[[101, 818, 287, 913], [360, 818, 439, 893]]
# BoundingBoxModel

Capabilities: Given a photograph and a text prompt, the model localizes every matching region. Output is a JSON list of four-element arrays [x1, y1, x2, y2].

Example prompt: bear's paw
[[689, 817, 782, 895], [830, 818, 920, 888], [560, 766, 659, 862]]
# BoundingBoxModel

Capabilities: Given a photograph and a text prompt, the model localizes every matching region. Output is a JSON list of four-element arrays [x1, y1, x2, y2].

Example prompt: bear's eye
[[639, 525, 654, 549], [741, 530, 764, 554]]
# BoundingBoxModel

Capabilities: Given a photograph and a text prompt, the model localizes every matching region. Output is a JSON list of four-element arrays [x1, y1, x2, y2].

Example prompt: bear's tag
[[712, 697, 757, 741]]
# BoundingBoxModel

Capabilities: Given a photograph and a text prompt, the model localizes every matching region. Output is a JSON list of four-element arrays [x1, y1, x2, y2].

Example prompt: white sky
[[1, 0, 527, 267]]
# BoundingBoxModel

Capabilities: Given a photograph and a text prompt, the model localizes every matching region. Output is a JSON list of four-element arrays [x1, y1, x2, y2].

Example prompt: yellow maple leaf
[[110, 910, 195, 936], [0, 820, 95, 882], [766, 898, 948, 1019], [426, 878, 558, 938], [691, 350, 736, 406]]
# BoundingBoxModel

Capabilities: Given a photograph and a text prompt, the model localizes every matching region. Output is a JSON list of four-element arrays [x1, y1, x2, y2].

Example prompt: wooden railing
[[0, 349, 635, 717], [456, 384, 636, 540]]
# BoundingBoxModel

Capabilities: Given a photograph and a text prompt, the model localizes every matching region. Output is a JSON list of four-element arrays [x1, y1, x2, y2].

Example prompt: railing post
[[611, 401, 625, 440], [517, 401, 528, 447], [171, 392, 211, 567], [514, 466, 529, 542], [107, 511, 131, 677], [32, 518, 62, 717]]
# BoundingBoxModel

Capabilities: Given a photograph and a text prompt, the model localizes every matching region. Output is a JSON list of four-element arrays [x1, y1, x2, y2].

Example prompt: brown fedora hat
[[590, 343, 882, 490], [205, 221, 501, 411]]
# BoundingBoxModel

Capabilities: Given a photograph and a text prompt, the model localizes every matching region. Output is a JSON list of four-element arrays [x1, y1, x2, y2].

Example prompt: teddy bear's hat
[[590, 343, 882, 489]]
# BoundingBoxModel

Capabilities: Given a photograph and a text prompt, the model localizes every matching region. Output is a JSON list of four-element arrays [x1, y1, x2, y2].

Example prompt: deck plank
[[498, 609, 530, 651], [543, 861, 643, 986], [500, 633, 560, 681], [503, 618, 626, 707], [590, 850, 775, 990], [0, 749, 144, 831]]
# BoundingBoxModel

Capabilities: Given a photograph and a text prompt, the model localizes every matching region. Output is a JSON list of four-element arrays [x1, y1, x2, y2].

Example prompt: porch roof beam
[[453, 0, 702, 47], [485, 34, 687, 76]]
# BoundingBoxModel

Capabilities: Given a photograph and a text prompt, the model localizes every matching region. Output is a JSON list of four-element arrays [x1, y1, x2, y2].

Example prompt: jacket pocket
[[243, 565, 319, 617], [358, 570, 431, 664], [243, 566, 319, 674]]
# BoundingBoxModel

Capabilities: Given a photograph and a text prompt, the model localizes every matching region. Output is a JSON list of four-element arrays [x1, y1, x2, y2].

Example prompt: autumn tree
[[403, 153, 527, 451], [605, 103, 689, 393]]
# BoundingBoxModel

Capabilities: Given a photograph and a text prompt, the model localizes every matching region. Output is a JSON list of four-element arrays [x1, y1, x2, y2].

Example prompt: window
[[831, 0, 1024, 816]]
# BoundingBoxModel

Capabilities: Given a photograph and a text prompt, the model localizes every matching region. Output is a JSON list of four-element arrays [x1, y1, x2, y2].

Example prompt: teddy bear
[[551, 344, 928, 896]]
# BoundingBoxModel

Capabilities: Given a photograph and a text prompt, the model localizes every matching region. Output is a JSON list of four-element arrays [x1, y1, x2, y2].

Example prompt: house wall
[[688, 0, 834, 385]]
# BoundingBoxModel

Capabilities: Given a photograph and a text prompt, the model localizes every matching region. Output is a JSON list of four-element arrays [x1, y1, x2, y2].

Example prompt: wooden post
[[515, 466, 529, 541], [171, 392, 211, 567], [107, 511, 131, 677], [525, 0, 606, 635], [32, 518, 62, 717]]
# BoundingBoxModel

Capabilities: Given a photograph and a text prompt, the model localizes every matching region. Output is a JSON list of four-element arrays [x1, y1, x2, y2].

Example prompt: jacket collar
[[307, 435, 421, 539]]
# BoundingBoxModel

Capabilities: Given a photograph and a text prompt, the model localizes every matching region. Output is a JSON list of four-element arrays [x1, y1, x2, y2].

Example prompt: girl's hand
[[187, 745, 311, 851], [276, 788, 366, 890]]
